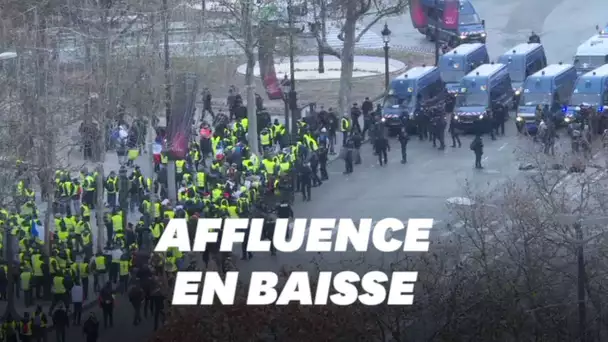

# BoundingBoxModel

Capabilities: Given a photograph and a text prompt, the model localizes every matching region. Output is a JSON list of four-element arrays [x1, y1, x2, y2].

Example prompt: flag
[[408, 0, 427, 29], [443, 0, 459, 31], [31, 220, 44, 241]]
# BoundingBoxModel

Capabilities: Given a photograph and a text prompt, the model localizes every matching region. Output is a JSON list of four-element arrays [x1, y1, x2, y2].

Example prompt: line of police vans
[[382, 32, 608, 134]]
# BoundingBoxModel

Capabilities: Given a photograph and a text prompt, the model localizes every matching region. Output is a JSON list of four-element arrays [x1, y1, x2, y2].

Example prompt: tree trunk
[[245, 52, 259, 153], [338, 16, 357, 115]]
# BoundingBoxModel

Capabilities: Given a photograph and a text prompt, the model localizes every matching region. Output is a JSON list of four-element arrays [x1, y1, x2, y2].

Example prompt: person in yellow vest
[[19, 312, 33, 341], [2, 313, 19, 341], [50, 272, 67, 312], [80, 203, 91, 222], [151, 218, 164, 245], [21, 266, 33, 307], [78, 258, 90, 300], [195, 171, 207, 194], [262, 157, 277, 176], [91, 252, 106, 292], [31, 252, 44, 300], [111, 209, 123, 236], [105, 170, 119, 210], [341, 114, 351, 146], [119, 256, 130, 294], [175, 159, 186, 185], [260, 127, 272, 152]]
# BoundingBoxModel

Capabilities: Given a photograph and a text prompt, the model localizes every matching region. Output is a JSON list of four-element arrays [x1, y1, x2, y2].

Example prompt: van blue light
[[599, 105, 604, 113], [562, 105, 567, 113]]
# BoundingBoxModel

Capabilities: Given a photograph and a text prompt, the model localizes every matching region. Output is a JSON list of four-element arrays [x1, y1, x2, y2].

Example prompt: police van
[[383, 66, 444, 132], [439, 43, 489, 93], [415, 0, 487, 45], [515, 63, 577, 131], [574, 35, 608, 75], [565, 64, 608, 124], [453, 63, 513, 127], [497, 43, 547, 105]]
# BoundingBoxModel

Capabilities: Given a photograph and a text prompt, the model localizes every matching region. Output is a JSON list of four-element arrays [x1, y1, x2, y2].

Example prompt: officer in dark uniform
[[415, 95, 428, 140], [528, 31, 541, 44], [397, 127, 409, 164], [276, 199, 294, 238]]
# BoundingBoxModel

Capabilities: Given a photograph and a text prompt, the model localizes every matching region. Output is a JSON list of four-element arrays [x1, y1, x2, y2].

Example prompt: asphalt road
[[46, 0, 608, 338], [366, 0, 608, 64]]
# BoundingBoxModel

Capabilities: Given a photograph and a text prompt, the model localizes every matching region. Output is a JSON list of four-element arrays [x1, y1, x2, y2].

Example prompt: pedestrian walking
[[129, 280, 144, 326], [52, 303, 69, 342], [99, 282, 115, 328], [71, 280, 84, 325], [470, 134, 484, 169], [83, 313, 100, 342]]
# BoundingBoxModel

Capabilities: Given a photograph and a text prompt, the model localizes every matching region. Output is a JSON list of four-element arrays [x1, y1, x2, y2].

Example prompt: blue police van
[[439, 43, 489, 94], [574, 35, 608, 75], [383, 66, 444, 132], [453, 63, 513, 128], [564, 64, 608, 124], [515, 63, 578, 132], [418, 0, 486, 45], [497, 43, 547, 105]]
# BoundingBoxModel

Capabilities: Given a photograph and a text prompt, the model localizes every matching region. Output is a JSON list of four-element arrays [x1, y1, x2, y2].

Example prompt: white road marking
[[498, 143, 508, 151], [482, 156, 488, 161]]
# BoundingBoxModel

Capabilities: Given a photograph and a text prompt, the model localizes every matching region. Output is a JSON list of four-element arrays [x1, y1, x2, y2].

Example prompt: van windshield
[[384, 94, 413, 108], [570, 93, 601, 106], [574, 55, 608, 69], [459, 14, 480, 26], [519, 92, 551, 106], [441, 70, 466, 83], [456, 93, 487, 107]]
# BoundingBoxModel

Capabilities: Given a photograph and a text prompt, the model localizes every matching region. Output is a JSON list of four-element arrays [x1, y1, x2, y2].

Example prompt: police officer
[[470, 134, 484, 169], [528, 31, 541, 44], [317, 129, 330, 180], [276, 199, 294, 238], [397, 127, 409, 164], [372, 119, 389, 166]]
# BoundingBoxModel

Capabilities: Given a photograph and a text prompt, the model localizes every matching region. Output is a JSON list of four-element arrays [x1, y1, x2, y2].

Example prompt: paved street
[[40, 0, 608, 339], [365, 0, 607, 63]]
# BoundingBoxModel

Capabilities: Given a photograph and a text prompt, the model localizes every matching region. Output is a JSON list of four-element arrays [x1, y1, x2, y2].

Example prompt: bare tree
[[311, 0, 407, 114]]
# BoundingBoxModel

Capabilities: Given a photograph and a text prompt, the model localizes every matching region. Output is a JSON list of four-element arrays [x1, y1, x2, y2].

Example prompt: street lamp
[[381, 23, 391, 92], [287, 0, 298, 138], [118, 166, 129, 235]]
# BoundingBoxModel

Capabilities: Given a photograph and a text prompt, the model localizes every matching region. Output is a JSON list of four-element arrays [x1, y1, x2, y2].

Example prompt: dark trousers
[[133, 303, 142, 325], [55, 328, 66, 342], [107, 193, 116, 209], [400, 143, 407, 162], [102, 303, 114, 328], [475, 152, 483, 168], [342, 132, 349, 146], [451, 132, 461, 147], [110, 263, 119, 284], [345, 156, 353, 173], [81, 277, 89, 300], [351, 117, 361, 133], [319, 160, 328, 180], [120, 275, 129, 293], [300, 182, 311, 200], [24, 289, 33, 307], [73, 302, 83, 324]]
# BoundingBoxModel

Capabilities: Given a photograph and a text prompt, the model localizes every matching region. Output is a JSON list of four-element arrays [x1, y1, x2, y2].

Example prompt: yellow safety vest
[[161, 154, 168, 164], [78, 262, 88, 277], [32, 257, 43, 276], [175, 160, 185, 173], [20, 272, 32, 290], [152, 223, 163, 239], [196, 172, 206, 188], [341, 118, 350, 131], [228, 205, 239, 218], [95, 256, 106, 272], [106, 177, 118, 193], [112, 214, 123, 232], [261, 132, 271, 145], [153, 203, 162, 218], [52, 276, 65, 294], [166, 257, 177, 272], [263, 160, 276, 175], [119, 260, 129, 276]]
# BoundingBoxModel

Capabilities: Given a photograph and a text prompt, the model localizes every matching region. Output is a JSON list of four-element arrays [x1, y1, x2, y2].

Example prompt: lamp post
[[288, 0, 298, 138], [118, 166, 129, 233], [434, 0, 440, 65], [381, 23, 391, 92], [553, 214, 608, 342]]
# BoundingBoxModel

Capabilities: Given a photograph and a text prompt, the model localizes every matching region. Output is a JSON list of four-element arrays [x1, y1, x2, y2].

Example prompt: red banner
[[443, 0, 459, 30], [258, 37, 284, 100], [409, 0, 427, 29]]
